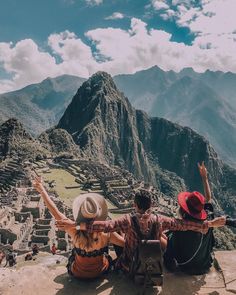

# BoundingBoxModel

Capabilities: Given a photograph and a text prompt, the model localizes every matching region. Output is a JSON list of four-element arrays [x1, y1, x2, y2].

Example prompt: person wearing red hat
[[164, 162, 218, 274]]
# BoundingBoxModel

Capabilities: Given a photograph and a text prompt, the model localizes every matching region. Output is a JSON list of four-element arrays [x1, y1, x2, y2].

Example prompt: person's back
[[0, 251, 5, 265], [70, 231, 112, 279], [165, 218, 214, 274], [164, 193, 215, 275], [117, 211, 160, 271], [164, 163, 218, 275], [33, 174, 125, 280], [6, 251, 16, 267], [32, 244, 39, 256], [51, 243, 57, 255]]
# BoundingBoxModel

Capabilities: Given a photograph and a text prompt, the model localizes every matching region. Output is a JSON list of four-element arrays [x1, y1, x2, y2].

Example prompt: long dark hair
[[178, 207, 203, 222]]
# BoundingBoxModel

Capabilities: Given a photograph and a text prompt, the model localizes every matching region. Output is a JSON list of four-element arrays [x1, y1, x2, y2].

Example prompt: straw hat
[[72, 193, 108, 224]]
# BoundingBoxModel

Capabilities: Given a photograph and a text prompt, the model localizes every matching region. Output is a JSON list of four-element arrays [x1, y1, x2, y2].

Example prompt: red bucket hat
[[178, 191, 207, 220]]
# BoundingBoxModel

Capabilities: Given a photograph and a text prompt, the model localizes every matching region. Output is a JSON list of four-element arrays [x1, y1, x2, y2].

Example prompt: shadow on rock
[[54, 268, 223, 295], [54, 272, 160, 295], [160, 272, 208, 295]]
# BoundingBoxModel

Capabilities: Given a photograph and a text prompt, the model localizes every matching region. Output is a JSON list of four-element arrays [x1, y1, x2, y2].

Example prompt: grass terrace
[[37, 168, 85, 207], [35, 167, 125, 219]]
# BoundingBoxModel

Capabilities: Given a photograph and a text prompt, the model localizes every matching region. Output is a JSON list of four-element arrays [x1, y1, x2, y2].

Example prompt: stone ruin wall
[[0, 157, 180, 254]]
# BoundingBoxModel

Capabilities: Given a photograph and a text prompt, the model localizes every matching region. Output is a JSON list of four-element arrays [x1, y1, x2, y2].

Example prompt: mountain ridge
[[0, 66, 235, 167], [57, 71, 236, 216], [114, 67, 236, 168], [0, 75, 85, 135]]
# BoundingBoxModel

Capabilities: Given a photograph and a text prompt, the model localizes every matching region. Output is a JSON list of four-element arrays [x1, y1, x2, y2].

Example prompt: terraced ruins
[[0, 156, 178, 255]]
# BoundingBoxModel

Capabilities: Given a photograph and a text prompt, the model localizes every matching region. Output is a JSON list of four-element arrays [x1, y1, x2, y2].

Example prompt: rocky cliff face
[[38, 128, 80, 157], [58, 72, 156, 183], [58, 72, 236, 215], [0, 119, 79, 162], [114, 67, 236, 168], [0, 118, 48, 161]]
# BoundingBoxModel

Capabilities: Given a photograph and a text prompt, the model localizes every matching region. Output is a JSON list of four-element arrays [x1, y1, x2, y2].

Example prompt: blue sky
[[0, 0, 194, 44], [0, 0, 235, 93]]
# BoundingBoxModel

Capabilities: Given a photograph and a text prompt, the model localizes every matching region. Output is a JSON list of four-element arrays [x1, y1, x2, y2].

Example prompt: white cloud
[[85, 0, 103, 6], [185, 0, 236, 35], [86, 17, 236, 75], [171, 0, 236, 60], [0, 39, 59, 92], [0, 32, 99, 93], [105, 12, 124, 20], [0, 79, 15, 94], [171, 0, 193, 6], [48, 31, 98, 77], [160, 9, 176, 20], [152, 0, 169, 10], [0, 16, 236, 93], [166, 0, 236, 38]]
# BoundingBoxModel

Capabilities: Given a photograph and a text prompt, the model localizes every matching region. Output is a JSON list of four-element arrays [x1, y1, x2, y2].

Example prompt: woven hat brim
[[73, 193, 108, 224]]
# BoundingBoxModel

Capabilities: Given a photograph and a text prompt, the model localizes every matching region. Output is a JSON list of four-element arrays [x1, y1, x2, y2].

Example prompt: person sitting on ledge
[[0, 250, 5, 266], [5, 249, 17, 267], [25, 252, 33, 261], [51, 243, 57, 255], [33, 176, 124, 279], [56, 186, 226, 274], [32, 244, 39, 256], [164, 162, 233, 275]]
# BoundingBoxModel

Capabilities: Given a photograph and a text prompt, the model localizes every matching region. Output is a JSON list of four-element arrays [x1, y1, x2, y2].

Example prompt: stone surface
[[0, 251, 235, 295], [216, 251, 236, 294]]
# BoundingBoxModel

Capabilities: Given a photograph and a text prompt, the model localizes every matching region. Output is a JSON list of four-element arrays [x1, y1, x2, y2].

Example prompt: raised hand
[[198, 161, 208, 179], [32, 175, 68, 222], [33, 175, 44, 193]]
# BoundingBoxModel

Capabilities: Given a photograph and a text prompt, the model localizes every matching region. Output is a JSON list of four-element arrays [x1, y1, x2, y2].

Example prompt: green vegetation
[[37, 167, 122, 219], [38, 168, 85, 207]]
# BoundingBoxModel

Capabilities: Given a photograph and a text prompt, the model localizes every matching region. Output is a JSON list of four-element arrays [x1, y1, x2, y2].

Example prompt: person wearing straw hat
[[56, 187, 226, 275], [33, 176, 124, 279], [164, 162, 222, 274]]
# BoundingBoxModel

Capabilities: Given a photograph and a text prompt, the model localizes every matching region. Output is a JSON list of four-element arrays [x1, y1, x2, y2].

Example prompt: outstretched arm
[[33, 176, 68, 221], [84, 215, 131, 233], [198, 162, 212, 203], [159, 215, 226, 233], [56, 214, 131, 234], [110, 232, 125, 247]]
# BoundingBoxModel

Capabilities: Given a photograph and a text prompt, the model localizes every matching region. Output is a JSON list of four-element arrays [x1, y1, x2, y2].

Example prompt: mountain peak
[[0, 118, 48, 160], [86, 71, 118, 93], [179, 67, 197, 78], [57, 71, 128, 134], [90, 71, 112, 80], [1, 118, 29, 134], [0, 118, 33, 148]]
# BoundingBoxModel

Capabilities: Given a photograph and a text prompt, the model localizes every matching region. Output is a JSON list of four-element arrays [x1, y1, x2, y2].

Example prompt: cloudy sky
[[0, 0, 235, 93]]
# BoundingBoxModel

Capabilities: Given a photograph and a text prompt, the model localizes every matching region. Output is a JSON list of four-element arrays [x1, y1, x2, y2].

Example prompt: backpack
[[7, 252, 16, 267], [129, 214, 163, 293]]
